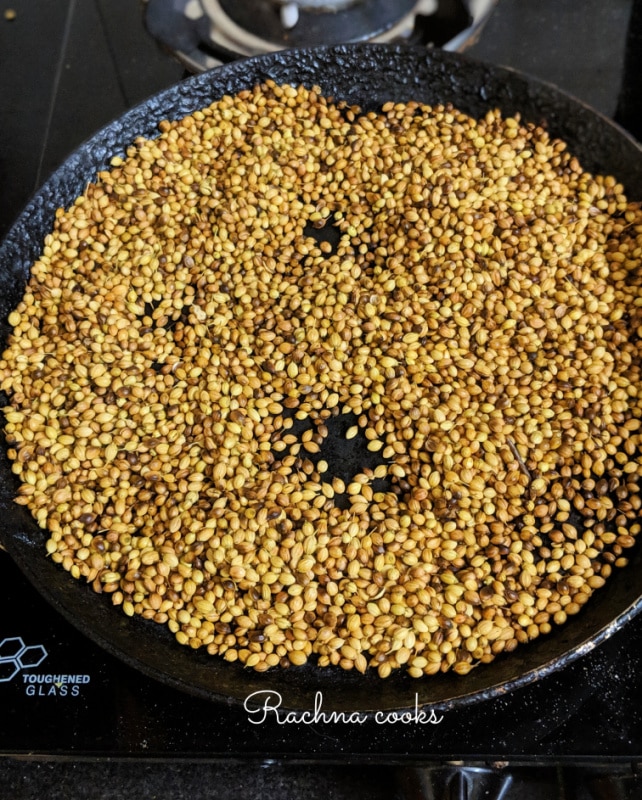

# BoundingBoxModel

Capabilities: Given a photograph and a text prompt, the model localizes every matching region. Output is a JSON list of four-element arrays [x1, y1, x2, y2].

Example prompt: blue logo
[[0, 637, 48, 682]]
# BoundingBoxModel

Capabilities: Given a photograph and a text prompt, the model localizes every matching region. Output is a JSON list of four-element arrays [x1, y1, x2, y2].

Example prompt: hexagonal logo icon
[[18, 645, 48, 669], [0, 637, 25, 661], [0, 637, 48, 682], [0, 661, 20, 683]]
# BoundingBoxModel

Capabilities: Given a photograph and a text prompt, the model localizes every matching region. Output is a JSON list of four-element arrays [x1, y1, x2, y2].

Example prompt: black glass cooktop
[[1, 543, 642, 760]]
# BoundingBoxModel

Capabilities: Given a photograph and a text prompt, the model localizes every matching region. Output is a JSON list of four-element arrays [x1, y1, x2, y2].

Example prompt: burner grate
[[144, 0, 496, 72]]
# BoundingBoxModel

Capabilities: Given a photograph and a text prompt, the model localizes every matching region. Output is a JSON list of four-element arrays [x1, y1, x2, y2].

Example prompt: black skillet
[[1, 44, 642, 714]]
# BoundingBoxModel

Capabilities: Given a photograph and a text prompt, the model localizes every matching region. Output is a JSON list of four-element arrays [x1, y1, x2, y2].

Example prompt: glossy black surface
[[1, 546, 642, 759]]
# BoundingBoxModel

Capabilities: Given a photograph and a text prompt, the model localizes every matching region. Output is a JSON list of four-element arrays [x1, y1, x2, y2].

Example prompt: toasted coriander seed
[[2, 82, 642, 682]]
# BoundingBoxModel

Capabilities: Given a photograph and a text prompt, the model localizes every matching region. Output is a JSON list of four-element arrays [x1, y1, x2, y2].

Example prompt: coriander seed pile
[[2, 82, 642, 679]]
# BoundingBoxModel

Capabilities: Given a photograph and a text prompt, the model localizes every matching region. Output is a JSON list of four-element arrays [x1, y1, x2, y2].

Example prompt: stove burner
[[397, 764, 642, 800], [275, 0, 360, 32], [144, 0, 497, 73], [399, 765, 514, 800], [211, 0, 417, 50]]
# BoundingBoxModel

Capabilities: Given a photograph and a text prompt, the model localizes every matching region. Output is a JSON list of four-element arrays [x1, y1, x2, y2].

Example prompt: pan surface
[[1, 44, 642, 713]]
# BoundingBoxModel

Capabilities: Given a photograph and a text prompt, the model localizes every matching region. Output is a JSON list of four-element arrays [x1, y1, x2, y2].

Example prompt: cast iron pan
[[1, 44, 642, 713]]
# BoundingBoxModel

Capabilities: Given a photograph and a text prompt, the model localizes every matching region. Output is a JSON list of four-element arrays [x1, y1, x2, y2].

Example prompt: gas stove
[[1, 1, 642, 798], [144, 0, 497, 72]]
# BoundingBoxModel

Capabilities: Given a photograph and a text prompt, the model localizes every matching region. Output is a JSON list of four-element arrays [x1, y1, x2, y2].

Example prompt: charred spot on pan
[[303, 216, 342, 253], [268, 408, 392, 510], [141, 300, 192, 331], [143, 297, 161, 319]]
